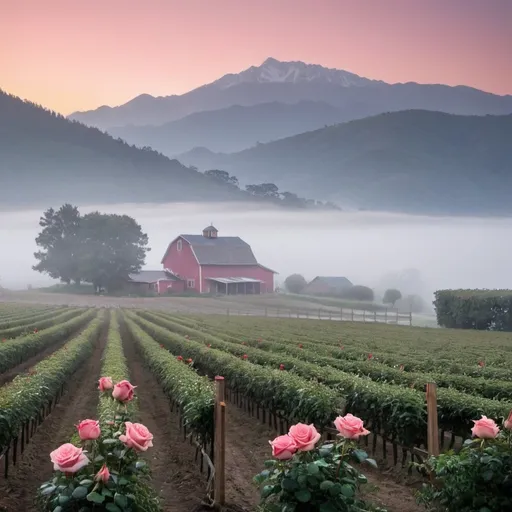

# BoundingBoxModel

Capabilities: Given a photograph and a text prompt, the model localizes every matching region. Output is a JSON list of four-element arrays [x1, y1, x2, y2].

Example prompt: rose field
[[1, 303, 512, 512]]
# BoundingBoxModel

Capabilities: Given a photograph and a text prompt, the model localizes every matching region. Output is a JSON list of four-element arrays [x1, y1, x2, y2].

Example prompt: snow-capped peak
[[214, 57, 379, 89]]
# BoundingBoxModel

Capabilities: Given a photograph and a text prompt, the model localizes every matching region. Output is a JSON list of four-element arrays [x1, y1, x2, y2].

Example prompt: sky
[[1, 0, 511, 114]]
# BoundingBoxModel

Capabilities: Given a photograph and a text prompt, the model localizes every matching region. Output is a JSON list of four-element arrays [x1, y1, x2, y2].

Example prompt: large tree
[[284, 274, 308, 294], [33, 205, 150, 292], [33, 204, 81, 284], [78, 212, 150, 292]]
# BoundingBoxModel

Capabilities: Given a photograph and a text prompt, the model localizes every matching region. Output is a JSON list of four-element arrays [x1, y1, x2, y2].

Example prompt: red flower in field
[[298, 344, 303, 349], [207, 344, 211, 348], [185, 335, 190, 339], [478, 360, 485, 367], [242, 354, 248, 360], [258, 338, 263, 343], [340, 345, 344, 350], [187, 358, 193, 364], [399, 364, 404, 371], [177, 356, 183, 361], [279, 364, 285, 371], [34, 328, 38, 333], [160, 344, 164, 348], [368, 353, 373, 360], [242, 341, 247, 346]]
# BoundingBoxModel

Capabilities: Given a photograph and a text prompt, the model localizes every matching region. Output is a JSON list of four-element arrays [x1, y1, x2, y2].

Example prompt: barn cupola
[[202, 225, 218, 238]]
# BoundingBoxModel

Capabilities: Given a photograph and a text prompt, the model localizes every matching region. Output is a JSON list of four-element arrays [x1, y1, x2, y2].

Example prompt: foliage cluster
[[434, 289, 512, 331], [33, 204, 150, 292]]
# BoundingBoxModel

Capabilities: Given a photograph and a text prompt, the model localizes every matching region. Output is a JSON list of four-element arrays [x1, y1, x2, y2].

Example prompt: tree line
[[33, 204, 149, 292]]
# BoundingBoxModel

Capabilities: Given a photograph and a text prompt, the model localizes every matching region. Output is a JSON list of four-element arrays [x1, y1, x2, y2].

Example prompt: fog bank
[[0, 202, 509, 303]]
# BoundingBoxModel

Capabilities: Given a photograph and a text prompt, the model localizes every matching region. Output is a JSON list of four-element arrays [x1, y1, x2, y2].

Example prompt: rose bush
[[418, 412, 512, 512], [254, 415, 383, 511]]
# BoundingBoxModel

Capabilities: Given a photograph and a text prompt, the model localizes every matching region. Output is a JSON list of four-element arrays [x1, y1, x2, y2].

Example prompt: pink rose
[[119, 422, 154, 452], [50, 443, 90, 473], [98, 377, 113, 391], [112, 380, 136, 402], [95, 464, 110, 483], [334, 414, 370, 440], [76, 419, 101, 441], [288, 423, 321, 451], [472, 416, 500, 439], [505, 410, 512, 430], [269, 435, 297, 460]]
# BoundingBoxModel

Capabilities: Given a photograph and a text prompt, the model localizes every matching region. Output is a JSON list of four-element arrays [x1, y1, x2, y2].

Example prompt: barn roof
[[309, 276, 353, 288], [128, 270, 180, 283], [181, 235, 259, 266]]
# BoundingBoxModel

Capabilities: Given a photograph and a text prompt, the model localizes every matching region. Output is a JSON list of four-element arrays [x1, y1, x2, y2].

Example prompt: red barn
[[159, 225, 276, 294]]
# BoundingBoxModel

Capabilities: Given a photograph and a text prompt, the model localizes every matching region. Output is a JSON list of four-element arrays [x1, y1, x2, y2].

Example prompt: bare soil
[[121, 326, 209, 512], [0, 320, 108, 512]]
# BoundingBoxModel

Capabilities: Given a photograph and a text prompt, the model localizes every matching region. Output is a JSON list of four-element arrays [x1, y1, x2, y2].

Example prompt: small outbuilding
[[302, 276, 353, 296]]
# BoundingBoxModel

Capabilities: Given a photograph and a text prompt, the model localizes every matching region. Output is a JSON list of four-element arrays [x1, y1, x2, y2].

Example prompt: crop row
[[0, 308, 82, 339], [0, 305, 55, 321], [122, 315, 215, 443], [163, 313, 512, 382], [0, 308, 97, 375], [126, 311, 351, 432], [0, 307, 67, 331], [138, 312, 512, 441], [161, 313, 512, 401], [0, 312, 103, 453]]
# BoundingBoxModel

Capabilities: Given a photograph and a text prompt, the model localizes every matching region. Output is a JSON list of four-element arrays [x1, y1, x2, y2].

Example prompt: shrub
[[341, 285, 374, 302], [254, 415, 385, 511], [285, 274, 308, 294], [418, 413, 512, 512]]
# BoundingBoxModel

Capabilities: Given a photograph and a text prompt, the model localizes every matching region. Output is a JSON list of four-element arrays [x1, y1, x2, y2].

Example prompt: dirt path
[[0, 319, 109, 512], [121, 327, 208, 512]]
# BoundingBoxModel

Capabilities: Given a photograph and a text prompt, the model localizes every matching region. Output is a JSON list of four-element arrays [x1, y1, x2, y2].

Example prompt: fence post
[[409, 312, 413, 326], [340, 308, 343, 321], [385, 308, 388, 323], [318, 308, 321, 320], [214, 377, 226, 508], [426, 382, 440, 457], [351, 309, 354, 322], [277, 307, 280, 317], [374, 310, 377, 323], [396, 310, 399, 324], [363, 310, 366, 322], [265, 307, 268, 317]]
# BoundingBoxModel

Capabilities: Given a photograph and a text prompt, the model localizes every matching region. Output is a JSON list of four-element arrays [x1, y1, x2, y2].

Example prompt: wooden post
[[340, 308, 343, 321], [396, 310, 399, 324], [363, 310, 366, 322], [426, 383, 440, 457], [318, 308, 321, 319], [214, 377, 226, 508], [385, 308, 388, 323], [351, 309, 354, 322], [409, 312, 413, 326], [374, 310, 377, 323]]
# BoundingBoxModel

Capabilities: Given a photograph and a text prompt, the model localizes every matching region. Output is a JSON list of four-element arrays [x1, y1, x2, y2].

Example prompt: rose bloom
[[269, 435, 297, 460], [95, 464, 110, 483], [112, 380, 136, 402], [119, 422, 154, 452], [50, 443, 90, 473], [472, 416, 500, 439], [504, 410, 512, 430], [98, 377, 113, 392], [334, 414, 370, 440], [288, 423, 321, 451], [76, 419, 101, 441]]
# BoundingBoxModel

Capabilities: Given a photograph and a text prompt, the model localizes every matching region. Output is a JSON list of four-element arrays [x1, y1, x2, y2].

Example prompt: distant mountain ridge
[[69, 57, 512, 130], [178, 110, 512, 215]]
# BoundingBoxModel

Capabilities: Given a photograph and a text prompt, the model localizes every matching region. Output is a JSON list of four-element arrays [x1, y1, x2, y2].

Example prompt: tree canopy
[[284, 274, 308, 294], [383, 288, 402, 307], [33, 205, 150, 292]]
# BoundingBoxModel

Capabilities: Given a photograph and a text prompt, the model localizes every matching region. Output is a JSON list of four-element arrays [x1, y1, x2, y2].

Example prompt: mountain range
[[177, 110, 512, 215], [70, 57, 512, 137]]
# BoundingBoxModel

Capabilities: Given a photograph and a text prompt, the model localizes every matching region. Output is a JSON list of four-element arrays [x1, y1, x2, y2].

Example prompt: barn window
[[187, 279, 195, 288], [177, 239, 182, 251]]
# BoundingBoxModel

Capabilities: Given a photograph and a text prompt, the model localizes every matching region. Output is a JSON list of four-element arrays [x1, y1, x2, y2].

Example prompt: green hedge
[[434, 289, 512, 331], [0, 307, 66, 331], [0, 312, 102, 452]]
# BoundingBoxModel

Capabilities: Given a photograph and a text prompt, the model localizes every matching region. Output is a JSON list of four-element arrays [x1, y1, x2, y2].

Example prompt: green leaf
[[264, 460, 277, 468], [79, 479, 94, 487], [482, 470, 494, 482], [135, 460, 146, 469], [261, 485, 275, 499], [105, 504, 122, 512], [329, 483, 342, 496], [320, 480, 335, 491], [102, 488, 114, 497], [307, 462, 320, 475], [86, 491, 105, 504], [94, 455, 104, 462], [58, 496, 70, 505], [314, 459, 330, 468], [114, 493, 128, 508], [52, 507, 63, 512], [294, 489, 312, 503], [102, 438, 117, 445], [352, 449, 368, 462], [340, 484, 355, 498], [282, 478, 298, 491], [364, 458, 378, 469], [41, 485, 56, 496], [71, 486, 89, 499], [320, 503, 339, 512]]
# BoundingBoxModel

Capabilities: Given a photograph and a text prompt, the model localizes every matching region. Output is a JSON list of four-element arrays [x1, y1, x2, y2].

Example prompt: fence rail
[[226, 306, 413, 326]]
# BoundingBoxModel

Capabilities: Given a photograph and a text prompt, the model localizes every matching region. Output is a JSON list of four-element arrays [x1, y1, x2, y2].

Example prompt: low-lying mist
[[0, 202, 509, 308]]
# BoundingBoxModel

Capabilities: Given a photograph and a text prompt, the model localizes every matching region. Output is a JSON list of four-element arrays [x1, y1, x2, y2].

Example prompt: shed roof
[[181, 235, 259, 266], [206, 277, 263, 284], [128, 270, 180, 283], [309, 276, 353, 288]]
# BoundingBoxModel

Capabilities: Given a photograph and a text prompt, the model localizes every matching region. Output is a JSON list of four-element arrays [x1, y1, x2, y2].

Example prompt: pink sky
[[1, 0, 511, 114]]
